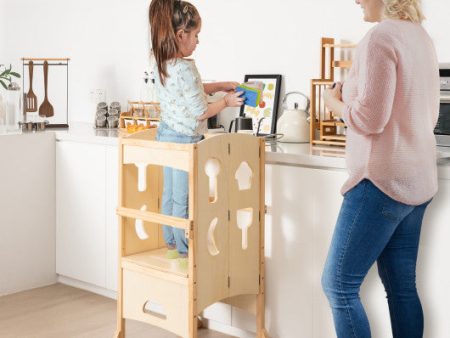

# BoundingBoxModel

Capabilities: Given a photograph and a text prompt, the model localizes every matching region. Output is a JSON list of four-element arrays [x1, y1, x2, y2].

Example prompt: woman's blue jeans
[[156, 122, 202, 255], [322, 179, 431, 338]]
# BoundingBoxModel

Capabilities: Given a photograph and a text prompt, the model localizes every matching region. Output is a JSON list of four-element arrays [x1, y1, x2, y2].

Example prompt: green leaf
[[9, 72, 20, 78], [0, 80, 8, 90], [0, 70, 7, 77]]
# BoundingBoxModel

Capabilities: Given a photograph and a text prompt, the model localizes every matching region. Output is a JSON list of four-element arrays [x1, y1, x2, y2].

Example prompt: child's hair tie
[[182, 5, 189, 14]]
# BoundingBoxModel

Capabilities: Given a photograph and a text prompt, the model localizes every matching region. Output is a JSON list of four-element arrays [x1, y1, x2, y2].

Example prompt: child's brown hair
[[149, 0, 200, 84]]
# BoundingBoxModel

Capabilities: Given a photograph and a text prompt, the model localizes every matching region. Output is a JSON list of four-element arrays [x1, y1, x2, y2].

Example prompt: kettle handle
[[282, 91, 310, 115], [228, 119, 235, 133]]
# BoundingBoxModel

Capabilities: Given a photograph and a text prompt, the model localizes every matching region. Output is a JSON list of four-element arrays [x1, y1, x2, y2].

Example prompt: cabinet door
[[56, 141, 106, 287], [106, 145, 119, 291]]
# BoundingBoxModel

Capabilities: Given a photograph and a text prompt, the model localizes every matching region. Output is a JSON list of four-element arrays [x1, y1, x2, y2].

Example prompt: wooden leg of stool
[[189, 314, 198, 338], [257, 292, 267, 338], [115, 318, 125, 338], [116, 268, 125, 337]]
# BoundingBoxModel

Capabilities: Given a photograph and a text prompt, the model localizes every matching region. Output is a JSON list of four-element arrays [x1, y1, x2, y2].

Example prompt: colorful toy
[[237, 81, 265, 107]]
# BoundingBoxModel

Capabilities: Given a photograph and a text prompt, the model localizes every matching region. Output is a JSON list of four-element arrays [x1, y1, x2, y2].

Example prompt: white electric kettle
[[277, 91, 310, 143]]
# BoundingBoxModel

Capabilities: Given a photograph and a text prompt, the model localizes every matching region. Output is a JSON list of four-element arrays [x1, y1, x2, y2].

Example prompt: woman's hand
[[224, 91, 244, 107], [323, 82, 343, 104], [323, 82, 345, 118]]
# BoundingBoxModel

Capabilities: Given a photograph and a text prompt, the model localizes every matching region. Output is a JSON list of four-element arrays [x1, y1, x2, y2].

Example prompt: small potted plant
[[0, 64, 21, 132], [0, 64, 21, 89]]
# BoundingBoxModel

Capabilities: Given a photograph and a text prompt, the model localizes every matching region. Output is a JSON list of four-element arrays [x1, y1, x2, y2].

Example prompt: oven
[[436, 65, 450, 147]]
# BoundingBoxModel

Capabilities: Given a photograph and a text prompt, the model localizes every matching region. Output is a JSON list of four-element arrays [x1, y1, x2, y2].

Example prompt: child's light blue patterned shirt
[[154, 58, 208, 136]]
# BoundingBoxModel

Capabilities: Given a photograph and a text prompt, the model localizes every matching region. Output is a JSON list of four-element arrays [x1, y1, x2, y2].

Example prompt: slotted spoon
[[25, 60, 38, 112]]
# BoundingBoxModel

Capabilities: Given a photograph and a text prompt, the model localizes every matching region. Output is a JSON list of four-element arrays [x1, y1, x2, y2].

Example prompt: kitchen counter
[[54, 122, 120, 146], [51, 122, 450, 171]]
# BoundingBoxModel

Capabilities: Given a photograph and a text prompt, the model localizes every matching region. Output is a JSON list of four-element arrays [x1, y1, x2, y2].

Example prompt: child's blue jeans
[[156, 122, 202, 255], [321, 179, 431, 338]]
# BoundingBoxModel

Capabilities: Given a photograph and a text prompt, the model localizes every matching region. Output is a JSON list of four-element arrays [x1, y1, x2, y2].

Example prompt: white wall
[[0, 2, 4, 56], [0, 0, 449, 124]]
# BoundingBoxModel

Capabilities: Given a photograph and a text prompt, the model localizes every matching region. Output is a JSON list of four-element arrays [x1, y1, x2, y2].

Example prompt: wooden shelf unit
[[310, 37, 356, 147], [115, 130, 268, 338]]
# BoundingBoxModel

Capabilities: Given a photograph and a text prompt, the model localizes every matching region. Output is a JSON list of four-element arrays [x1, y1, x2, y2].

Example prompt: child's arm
[[203, 81, 239, 95], [197, 91, 244, 121]]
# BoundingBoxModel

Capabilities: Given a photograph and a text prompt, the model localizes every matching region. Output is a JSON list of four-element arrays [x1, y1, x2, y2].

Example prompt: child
[[149, 0, 244, 262]]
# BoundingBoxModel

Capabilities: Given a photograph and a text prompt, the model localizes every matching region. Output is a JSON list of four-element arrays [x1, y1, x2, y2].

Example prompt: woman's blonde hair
[[383, 0, 425, 23]]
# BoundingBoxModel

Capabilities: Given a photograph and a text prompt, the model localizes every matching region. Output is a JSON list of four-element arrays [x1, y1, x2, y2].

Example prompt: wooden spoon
[[38, 61, 54, 118]]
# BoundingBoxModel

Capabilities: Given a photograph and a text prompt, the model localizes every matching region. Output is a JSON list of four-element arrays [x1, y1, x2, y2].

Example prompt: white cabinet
[[263, 164, 348, 338], [418, 178, 450, 338], [0, 133, 56, 295], [56, 141, 119, 291], [227, 164, 450, 338], [56, 141, 106, 287], [106, 145, 119, 291]]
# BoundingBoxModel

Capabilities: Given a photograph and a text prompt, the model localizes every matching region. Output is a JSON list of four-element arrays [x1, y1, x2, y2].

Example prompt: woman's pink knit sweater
[[341, 19, 440, 205]]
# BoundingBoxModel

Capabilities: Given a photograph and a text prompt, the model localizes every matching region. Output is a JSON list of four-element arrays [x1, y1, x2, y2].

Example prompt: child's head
[[149, 0, 201, 82]]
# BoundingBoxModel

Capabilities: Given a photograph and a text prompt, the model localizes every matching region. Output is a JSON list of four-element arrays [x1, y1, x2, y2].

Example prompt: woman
[[321, 0, 440, 337]]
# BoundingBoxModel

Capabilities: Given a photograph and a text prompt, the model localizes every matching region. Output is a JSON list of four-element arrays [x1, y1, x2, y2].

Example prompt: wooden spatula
[[25, 60, 38, 112], [39, 61, 54, 118]]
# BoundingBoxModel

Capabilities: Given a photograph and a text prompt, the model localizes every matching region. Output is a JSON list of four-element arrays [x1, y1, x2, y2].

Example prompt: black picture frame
[[239, 74, 282, 136]]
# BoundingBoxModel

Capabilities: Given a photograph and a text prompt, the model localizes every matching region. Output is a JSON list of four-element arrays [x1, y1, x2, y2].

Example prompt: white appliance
[[277, 91, 310, 143]]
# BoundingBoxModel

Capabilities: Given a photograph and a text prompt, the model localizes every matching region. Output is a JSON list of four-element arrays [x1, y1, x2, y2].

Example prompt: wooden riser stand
[[310, 38, 356, 147], [115, 129, 269, 338]]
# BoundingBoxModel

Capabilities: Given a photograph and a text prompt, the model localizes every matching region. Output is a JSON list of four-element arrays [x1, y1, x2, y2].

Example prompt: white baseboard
[[57, 275, 117, 300], [204, 318, 255, 338]]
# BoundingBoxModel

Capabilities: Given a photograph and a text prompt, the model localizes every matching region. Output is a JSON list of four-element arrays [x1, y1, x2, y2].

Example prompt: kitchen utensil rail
[[21, 57, 70, 128]]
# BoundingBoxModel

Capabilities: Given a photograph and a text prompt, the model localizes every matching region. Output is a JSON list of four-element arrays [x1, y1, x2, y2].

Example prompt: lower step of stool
[[123, 269, 189, 337]]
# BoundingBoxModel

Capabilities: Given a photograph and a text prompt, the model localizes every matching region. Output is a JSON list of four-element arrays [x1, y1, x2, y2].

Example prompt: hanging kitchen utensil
[[25, 60, 38, 112], [38, 61, 54, 118], [277, 91, 310, 143]]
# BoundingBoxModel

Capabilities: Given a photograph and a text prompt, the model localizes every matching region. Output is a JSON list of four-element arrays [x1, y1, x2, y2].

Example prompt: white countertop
[[54, 122, 120, 146], [4, 122, 450, 170]]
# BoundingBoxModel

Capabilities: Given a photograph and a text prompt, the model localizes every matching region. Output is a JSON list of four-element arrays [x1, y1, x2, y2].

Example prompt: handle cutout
[[236, 208, 253, 250], [135, 205, 149, 240], [207, 217, 220, 256], [204, 158, 221, 203], [143, 300, 167, 320], [135, 162, 148, 192]]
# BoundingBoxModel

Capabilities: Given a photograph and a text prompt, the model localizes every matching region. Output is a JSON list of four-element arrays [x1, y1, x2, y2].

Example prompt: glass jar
[[5, 82, 22, 132], [0, 90, 6, 133]]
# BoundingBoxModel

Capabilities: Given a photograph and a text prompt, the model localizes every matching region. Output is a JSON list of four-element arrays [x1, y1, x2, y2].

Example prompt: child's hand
[[222, 81, 240, 93], [224, 91, 244, 107]]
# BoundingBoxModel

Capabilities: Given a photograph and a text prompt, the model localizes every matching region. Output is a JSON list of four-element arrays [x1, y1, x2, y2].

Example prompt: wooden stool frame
[[115, 130, 268, 338]]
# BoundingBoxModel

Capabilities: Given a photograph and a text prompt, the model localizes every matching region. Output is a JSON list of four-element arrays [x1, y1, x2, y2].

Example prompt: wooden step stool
[[115, 130, 268, 338]]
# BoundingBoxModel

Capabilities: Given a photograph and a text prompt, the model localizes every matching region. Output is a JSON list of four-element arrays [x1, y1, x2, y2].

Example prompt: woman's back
[[342, 19, 440, 205]]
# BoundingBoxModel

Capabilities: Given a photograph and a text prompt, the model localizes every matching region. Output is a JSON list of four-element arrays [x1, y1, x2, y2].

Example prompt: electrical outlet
[[89, 89, 106, 104]]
